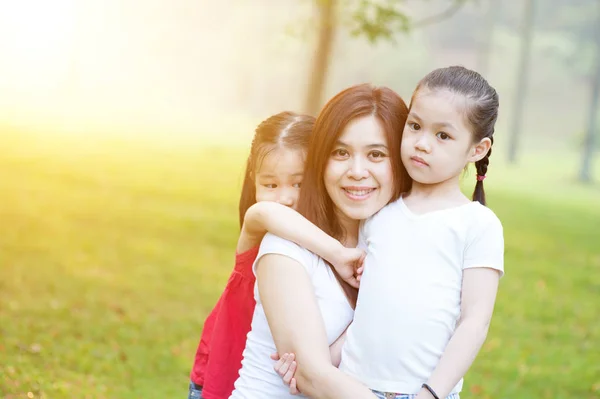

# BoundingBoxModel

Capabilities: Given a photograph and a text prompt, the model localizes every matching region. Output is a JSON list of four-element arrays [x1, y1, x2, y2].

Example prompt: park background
[[0, 0, 598, 398]]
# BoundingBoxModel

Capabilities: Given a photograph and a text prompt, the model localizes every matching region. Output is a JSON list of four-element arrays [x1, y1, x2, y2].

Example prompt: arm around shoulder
[[243, 201, 357, 273]]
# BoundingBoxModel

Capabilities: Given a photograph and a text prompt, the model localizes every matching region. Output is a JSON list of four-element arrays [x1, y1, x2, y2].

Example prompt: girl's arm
[[257, 253, 376, 399], [415, 267, 501, 399], [241, 201, 364, 287]]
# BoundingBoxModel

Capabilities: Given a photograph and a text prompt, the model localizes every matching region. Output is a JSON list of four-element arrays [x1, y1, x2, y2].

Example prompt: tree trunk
[[507, 0, 535, 163], [476, 0, 500, 77], [304, 0, 336, 116], [579, 2, 600, 183]]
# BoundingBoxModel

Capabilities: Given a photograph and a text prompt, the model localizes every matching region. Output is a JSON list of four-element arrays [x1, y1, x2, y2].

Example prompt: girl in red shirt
[[189, 111, 319, 399]]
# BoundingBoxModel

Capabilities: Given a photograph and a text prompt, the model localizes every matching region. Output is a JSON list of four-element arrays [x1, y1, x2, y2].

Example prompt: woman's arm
[[257, 253, 376, 399], [242, 202, 364, 287], [271, 326, 349, 395], [415, 267, 501, 399]]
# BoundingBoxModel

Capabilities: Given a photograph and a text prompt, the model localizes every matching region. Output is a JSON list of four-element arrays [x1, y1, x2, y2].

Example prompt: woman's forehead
[[337, 115, 387, 147]]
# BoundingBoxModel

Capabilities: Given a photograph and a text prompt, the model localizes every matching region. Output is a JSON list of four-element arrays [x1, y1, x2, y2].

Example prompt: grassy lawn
[[0, 131, 598, 399]]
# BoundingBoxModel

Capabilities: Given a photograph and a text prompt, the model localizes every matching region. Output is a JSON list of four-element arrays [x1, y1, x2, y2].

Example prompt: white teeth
[[344, 189, 373, 196]]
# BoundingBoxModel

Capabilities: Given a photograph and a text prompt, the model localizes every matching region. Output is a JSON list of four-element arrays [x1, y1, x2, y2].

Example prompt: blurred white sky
[[0, 0, 277, 135], [0, 0, 594, 147]]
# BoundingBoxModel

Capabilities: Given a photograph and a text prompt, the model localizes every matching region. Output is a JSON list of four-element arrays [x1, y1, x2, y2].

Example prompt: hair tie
[[476, 175, 486, 181]]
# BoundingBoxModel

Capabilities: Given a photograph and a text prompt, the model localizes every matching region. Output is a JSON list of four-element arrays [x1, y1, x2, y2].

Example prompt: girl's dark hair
[[238, 112, 315, 227], [296, 83, 410, 304], [414, 66, 499, 205]]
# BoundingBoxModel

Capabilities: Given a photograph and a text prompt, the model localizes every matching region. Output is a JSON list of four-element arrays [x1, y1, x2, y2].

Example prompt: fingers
[[273, 353, 296, 383], [289, 377, 300, 395], [355, 252, 366, 281], [282, 356, 297, 385], [359, 252, 366, 265], [273, 353, 301, 394], [273, 354, 287, 375]]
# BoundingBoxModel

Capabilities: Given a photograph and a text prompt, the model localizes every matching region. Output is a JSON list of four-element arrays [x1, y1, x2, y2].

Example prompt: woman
[[230, 83, 411, 398]]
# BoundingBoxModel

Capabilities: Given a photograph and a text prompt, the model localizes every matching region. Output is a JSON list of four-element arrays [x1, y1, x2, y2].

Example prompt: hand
[[270, 352, 300, 395], [330, 247, 366, 288]]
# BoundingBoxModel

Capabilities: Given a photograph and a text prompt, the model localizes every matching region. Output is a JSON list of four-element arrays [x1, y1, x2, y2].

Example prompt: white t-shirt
[[340, 197, 504, 395], [230, 233, 354, 399]]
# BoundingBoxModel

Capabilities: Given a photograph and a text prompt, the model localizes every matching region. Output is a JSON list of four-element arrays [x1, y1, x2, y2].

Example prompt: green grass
[[0, 131, 598, 399]]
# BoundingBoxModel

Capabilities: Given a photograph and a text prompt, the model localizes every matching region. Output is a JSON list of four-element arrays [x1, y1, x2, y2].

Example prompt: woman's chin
[[338, 201, 387, 222]]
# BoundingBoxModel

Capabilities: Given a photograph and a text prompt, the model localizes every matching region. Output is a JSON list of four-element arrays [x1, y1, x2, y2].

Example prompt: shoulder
[[376, 197, 403, 217], [253, 233, 318, 276], [462, 203, 505, 275], [466, 202, 503, 233], [364, 198, 403, 227]]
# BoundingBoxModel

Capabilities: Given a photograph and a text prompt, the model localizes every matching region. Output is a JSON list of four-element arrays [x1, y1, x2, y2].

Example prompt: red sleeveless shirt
[[190, 246, 259, 399]]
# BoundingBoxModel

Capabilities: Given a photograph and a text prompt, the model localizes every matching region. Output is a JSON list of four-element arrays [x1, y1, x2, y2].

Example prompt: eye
[[436, 132, 451, 140], [332, 148, 349, 158], [369, 150, 387, 160], [263, 183, 277, 189], [293, 182, 302, 188], [409, 122, 421, 131]]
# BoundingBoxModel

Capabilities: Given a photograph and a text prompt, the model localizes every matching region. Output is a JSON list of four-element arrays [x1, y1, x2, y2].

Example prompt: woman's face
[[324, 115, 395, 224]]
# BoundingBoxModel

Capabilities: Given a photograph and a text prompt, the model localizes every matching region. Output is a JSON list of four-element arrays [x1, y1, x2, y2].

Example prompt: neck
[[335, 209, 359, 247], [409, 174, 464, 201]]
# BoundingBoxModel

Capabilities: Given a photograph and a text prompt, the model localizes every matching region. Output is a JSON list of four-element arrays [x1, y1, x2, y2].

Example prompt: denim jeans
[[188, 381, 203, 399], [372, 390, 460, 399]]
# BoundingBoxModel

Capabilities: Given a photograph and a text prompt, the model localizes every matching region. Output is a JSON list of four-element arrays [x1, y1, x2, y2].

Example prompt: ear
[[468, 137, 491, 163]]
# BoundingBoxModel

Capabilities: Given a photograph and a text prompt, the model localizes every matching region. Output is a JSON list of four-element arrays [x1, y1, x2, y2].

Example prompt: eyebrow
[[408, 112, 457, 131], [408, 112, 423, 122], [434, 121, 458, 131], [258, 172, 303, 178], [335, 140, 388, 150]]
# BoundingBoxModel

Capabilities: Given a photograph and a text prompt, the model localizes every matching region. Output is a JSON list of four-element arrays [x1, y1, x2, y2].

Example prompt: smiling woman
[[324, 115, 395, 223]]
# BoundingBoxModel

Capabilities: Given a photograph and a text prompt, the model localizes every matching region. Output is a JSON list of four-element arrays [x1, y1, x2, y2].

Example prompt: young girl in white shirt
[[272, 65, 505, 399]]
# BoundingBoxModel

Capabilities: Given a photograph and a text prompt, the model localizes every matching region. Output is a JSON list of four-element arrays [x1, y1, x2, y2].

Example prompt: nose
[[276, 188, 295, 207], [346, 155, 369, 180], [415, 133, 431, 153]]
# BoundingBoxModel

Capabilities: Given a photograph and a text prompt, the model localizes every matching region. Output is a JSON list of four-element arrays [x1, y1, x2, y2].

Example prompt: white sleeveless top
[[230, 233, 354, 399]]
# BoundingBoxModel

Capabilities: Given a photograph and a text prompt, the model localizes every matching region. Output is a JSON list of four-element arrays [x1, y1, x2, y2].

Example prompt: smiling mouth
[[342, 187, 376, 200]]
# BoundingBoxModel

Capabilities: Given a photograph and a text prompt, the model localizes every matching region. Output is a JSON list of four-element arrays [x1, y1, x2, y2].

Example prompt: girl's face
[[324, 115, 395, 225], [401, 89, 489, 185], [254, 147, 305, 210]]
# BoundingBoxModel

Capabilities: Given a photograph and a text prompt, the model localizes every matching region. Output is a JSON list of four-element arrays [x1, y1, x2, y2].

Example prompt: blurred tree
[[507, 0, 536, 164], [579, 0, 600, 183], [526, 0, 598, 181], [305, 0, 337, 116], [304, 0, 471, 116], [530, 0, 597, 78], [476, 0, 501, 77]]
